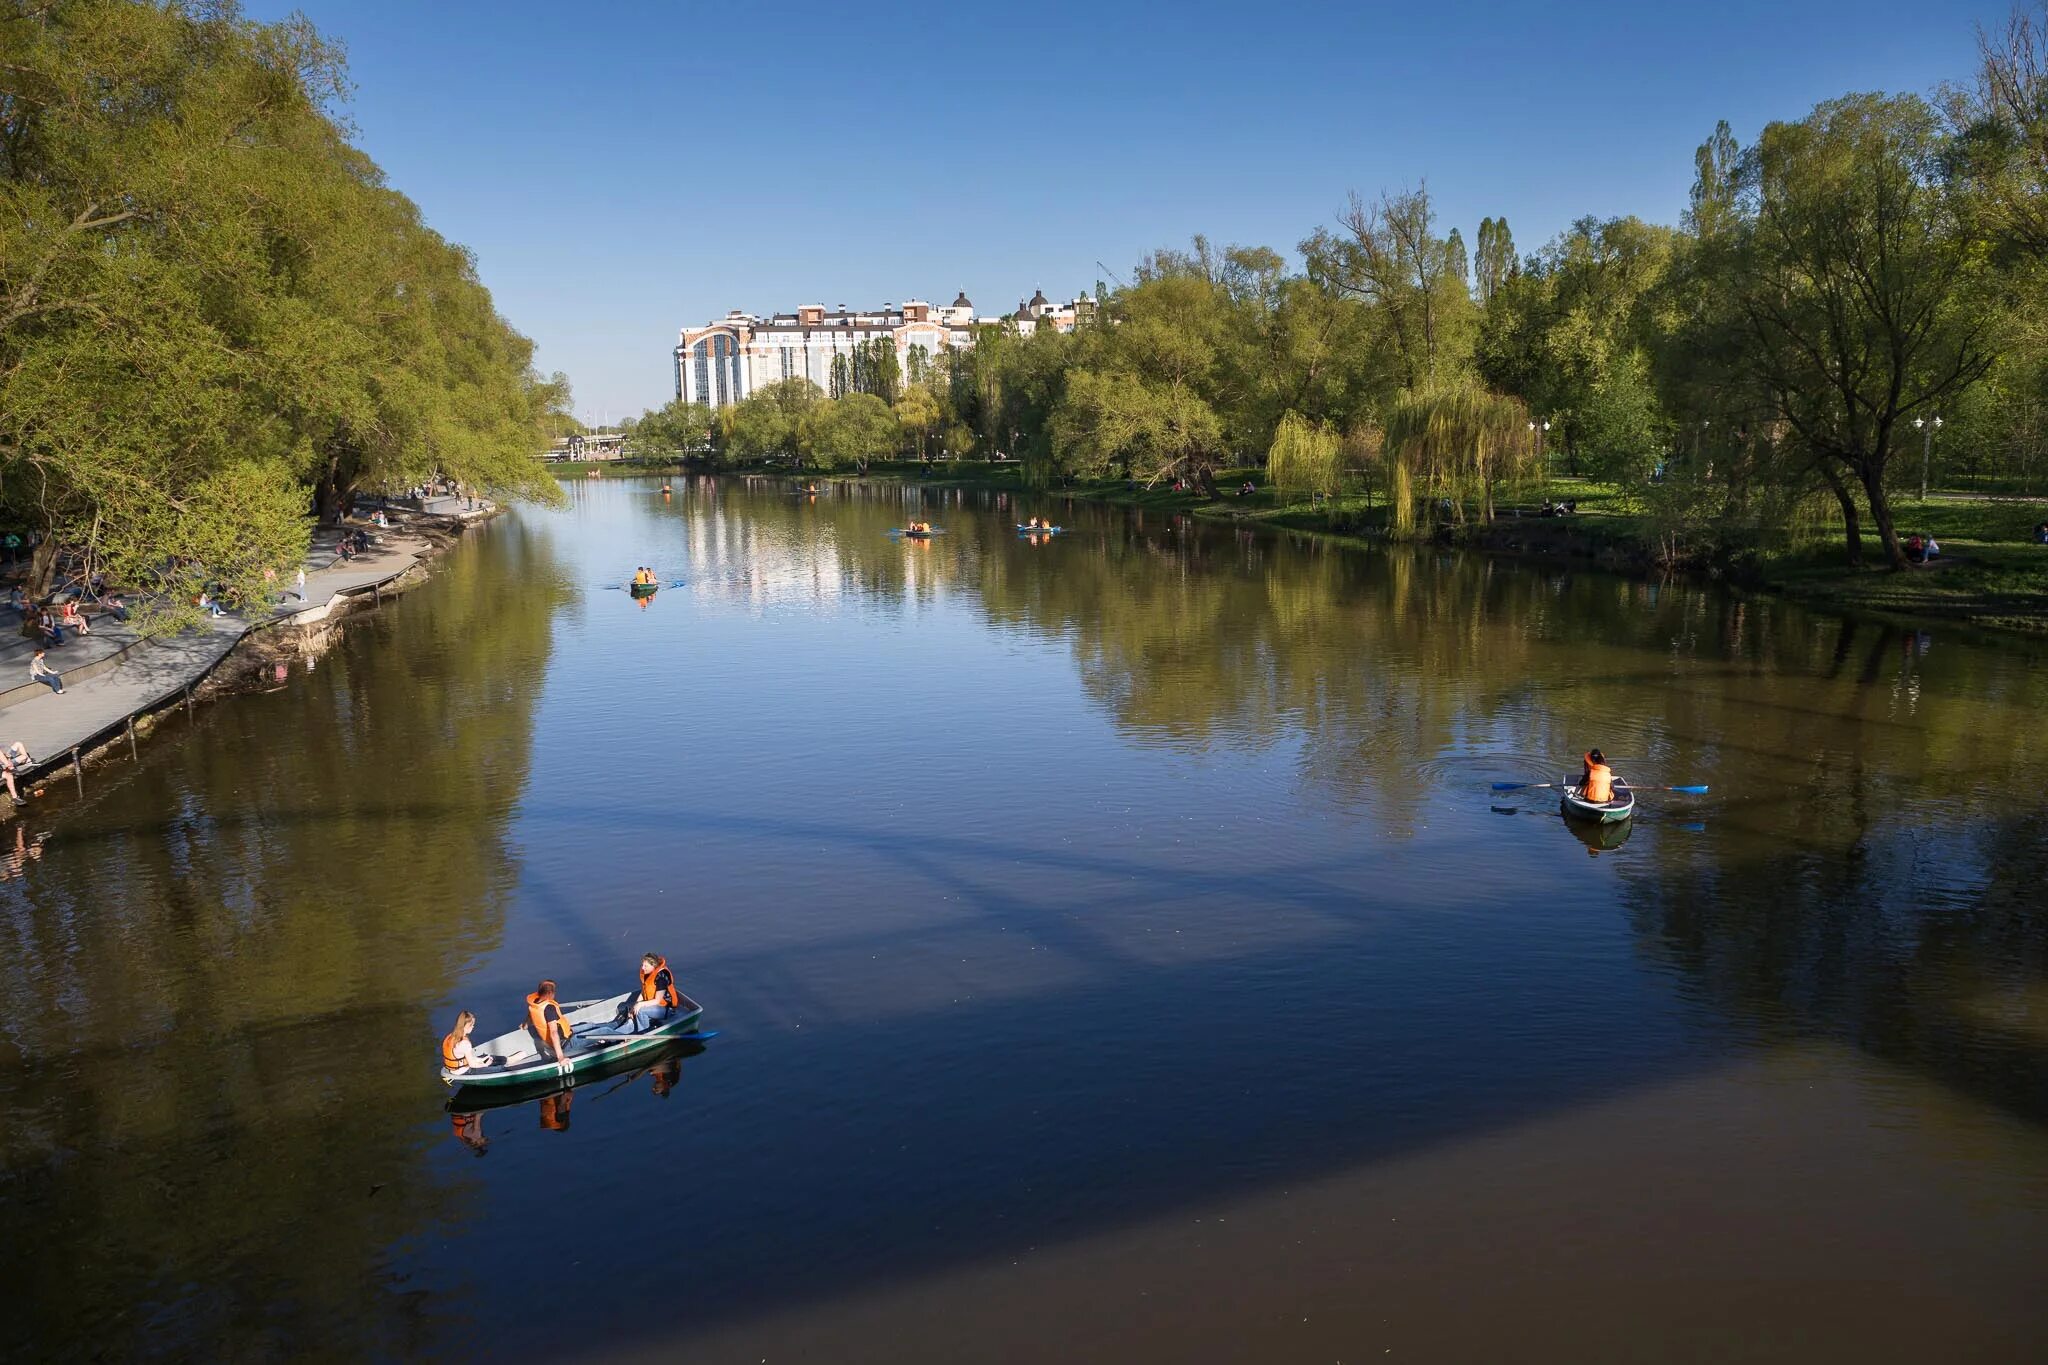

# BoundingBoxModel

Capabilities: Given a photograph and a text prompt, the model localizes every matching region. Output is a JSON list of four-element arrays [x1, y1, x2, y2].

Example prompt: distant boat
[[630, 581, 658, 598], [441, 990, 707, 1088]]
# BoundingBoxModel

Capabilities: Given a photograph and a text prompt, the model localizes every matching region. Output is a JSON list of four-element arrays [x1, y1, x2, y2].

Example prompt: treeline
[[636, 8, 2046, 571], [0, 0, 568, 612]]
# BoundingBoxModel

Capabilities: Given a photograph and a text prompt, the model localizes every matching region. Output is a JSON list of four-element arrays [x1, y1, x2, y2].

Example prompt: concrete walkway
[[0, 526, 437, 786]]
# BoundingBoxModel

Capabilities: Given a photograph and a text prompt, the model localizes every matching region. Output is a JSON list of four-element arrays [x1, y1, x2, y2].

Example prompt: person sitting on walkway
[[59, 600, 89, 636], [198, 591, 225, 618], [620, 952, 680, 1033], [441, 1010, 485, 1075], [29, 649, 64, 695], [102, 592, 130, 623], [0, 742, 32, 802], [525, 979, 573, 1066], [6, 586, 23, 614], [37, 609, 63, 646]]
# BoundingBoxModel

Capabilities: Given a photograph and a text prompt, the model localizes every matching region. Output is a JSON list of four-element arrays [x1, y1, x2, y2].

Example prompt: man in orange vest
[[526, 980, 573, 1067], [1580, 749, 1614, 804]]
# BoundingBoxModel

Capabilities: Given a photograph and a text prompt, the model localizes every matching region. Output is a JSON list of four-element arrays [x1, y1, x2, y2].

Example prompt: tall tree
[[1732, 94, 1995, 566]]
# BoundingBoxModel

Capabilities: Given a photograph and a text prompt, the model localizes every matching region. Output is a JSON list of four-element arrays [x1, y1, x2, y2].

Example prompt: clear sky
[[247, 0, 1997, 425]]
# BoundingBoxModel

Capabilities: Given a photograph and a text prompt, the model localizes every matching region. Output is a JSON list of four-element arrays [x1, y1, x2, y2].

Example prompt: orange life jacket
[[640, 957, 679, 1009], [441, 1031, 467, 1069], [527, 992, 571, 1042], [1582, 754, 1614, 804]]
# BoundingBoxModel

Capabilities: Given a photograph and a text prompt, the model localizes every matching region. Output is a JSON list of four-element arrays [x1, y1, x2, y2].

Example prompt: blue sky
[[248, 0, 1996, 424]]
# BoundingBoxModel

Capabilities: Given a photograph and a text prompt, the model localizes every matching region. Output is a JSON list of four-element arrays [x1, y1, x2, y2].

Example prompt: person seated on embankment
[[29, 649, 64, 696], [526, 980, 572, 1066], [1580, 749, 1614, 803], [0, 742, 33, 803]]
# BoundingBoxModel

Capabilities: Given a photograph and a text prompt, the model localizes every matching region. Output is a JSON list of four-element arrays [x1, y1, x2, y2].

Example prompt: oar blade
[[1666, 784, 1710, 794]]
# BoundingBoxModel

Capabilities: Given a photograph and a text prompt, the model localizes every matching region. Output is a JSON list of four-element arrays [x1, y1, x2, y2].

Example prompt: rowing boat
[[1560, 778, 1635, 824], [901, 528, 934, 539], [1016, 524, 1062, 535], [629, 581, 658, 597], [440, 990, 707, 1087]]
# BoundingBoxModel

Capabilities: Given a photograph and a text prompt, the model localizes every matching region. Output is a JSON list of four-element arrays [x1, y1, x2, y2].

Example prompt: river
[[3, 475, 2046, 1362]]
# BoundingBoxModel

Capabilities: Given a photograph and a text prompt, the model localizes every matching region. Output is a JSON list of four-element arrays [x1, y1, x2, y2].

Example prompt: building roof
[[952, 291, 972, 309]]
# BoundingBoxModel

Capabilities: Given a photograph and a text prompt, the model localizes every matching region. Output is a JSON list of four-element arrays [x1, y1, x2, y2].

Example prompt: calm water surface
[[4, 477, 2047, 1362]]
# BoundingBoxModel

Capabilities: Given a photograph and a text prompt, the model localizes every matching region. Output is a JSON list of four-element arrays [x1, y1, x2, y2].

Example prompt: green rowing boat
[[440, 990, 705, 1088]]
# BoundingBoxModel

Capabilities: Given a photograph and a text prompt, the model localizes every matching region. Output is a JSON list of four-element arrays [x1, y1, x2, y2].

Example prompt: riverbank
[[0, 503, 496, 806], [795, 463, 2048, 638]]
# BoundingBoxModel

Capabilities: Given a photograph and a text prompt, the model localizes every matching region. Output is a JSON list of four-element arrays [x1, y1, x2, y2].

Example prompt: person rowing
[[1579, 749, 1615, 804], [526, 979, 573, 1067]]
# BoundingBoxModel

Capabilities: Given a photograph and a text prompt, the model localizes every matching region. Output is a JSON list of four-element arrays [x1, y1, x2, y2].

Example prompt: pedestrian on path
[[30, 649, 63, 694], [294, 566, 307, 599]]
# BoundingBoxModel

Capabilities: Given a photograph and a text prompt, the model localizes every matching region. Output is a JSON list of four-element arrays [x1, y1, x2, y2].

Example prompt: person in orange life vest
[[625, 952, 680, 1033], [526, 980, 573, 1066], [1580, 749, 1615, 804], [441, 1010, 483, 1074]]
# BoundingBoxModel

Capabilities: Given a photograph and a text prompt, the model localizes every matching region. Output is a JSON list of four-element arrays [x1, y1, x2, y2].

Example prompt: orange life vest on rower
[[640, 956, 679, 1009], [1582, 753, 1614, 804], [527, 991, 571, 1042], [441, 1031, 467, 1069]]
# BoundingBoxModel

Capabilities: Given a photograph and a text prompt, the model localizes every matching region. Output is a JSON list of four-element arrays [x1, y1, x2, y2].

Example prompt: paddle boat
[[1560, 776, 1635, 824], [440, 990, 707, 1089]]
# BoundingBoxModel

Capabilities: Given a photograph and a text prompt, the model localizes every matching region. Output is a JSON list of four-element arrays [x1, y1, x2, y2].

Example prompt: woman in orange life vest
[[624, 952, 680, 1033], [441, 1010, 482, 1074], [526, 980, 573, 1066], [1580, 749, 1615, 804]]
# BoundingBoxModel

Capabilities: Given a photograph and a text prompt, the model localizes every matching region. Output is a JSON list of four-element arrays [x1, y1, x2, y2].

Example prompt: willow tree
[[1267, 411, 1342, 500], [1383, 382, 1535, 532]]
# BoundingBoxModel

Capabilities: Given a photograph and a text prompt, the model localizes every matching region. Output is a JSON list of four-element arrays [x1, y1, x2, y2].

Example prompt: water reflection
[[0, 518, 571, 1357], [4, 478, 2047, 1359]]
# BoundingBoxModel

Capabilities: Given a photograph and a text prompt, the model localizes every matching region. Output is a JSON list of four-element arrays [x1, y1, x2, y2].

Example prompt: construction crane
[[1095, 260, 1127, 292]]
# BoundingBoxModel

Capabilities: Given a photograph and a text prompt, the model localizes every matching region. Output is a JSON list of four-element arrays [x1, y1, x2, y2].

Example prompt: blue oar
[[1491, 780, 1710, 794]]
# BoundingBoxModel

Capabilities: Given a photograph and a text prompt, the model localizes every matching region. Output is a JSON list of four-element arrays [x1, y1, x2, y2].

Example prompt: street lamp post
[[1915, 415, 1943, 501]]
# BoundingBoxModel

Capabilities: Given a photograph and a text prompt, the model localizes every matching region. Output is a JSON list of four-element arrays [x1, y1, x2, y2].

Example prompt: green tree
[[801, 393, 899, 471], [894, 384, 942, 461], [1731, 94, 1995, 566]]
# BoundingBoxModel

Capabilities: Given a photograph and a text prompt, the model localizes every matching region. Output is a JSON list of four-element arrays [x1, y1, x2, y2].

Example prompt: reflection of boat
[[1566, 813, 1635, 854], [441, 990, 706, 1089], [446, 1032, 713, 1114], [629, 582, 659, 598], [1560, 778, 1634, 824]]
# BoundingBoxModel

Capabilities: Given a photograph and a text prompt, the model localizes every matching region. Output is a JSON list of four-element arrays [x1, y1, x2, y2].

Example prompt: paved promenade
[[0, 525, 438, 788]]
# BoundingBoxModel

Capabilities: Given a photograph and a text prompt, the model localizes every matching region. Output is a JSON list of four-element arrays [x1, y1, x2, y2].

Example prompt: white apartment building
[[674, 290, 1094, 407]]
